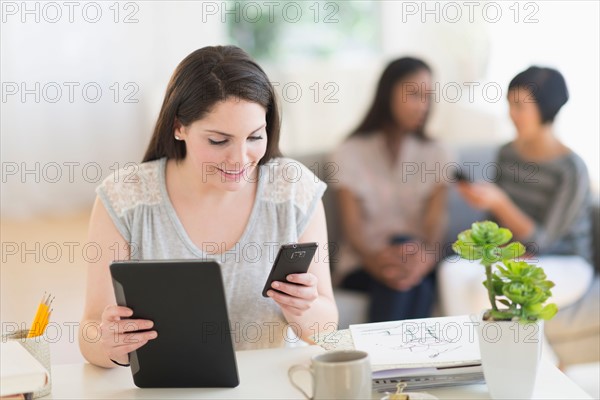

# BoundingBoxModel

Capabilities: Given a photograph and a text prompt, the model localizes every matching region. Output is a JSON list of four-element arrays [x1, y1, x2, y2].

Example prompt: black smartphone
[[390, 235, 414, 245], [453, 169, 471, 183], [261, 242, 318, 297]]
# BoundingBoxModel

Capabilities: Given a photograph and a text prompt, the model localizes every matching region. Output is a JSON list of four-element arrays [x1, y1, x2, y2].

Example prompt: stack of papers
[[350, 315, 484, 392], [0, 341, 48, 397]]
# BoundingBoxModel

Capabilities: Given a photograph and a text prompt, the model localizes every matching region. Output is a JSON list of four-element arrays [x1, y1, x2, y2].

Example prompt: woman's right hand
[[99, 305, 157, 365], [457, 181, 509, 212]]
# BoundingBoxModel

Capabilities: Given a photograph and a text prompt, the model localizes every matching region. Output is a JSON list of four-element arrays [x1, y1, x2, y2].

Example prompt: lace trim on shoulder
[[100, 160, 162, 217], [261, 158, 320, 214]]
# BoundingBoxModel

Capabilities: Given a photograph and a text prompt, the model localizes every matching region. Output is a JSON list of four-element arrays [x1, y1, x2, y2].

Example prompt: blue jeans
[[340, 268, 436, 322]]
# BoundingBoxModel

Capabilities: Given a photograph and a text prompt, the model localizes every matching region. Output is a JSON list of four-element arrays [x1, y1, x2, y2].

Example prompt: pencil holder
[[2, 329, 52, 398]]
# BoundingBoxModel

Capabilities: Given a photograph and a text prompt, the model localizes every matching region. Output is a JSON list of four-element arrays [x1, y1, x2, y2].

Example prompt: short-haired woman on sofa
[[330, 57, 451, 322], [439, 66, 594, 317]]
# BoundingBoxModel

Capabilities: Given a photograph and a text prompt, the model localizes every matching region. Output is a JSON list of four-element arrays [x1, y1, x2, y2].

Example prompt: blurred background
[[1, 1, 599, 365]]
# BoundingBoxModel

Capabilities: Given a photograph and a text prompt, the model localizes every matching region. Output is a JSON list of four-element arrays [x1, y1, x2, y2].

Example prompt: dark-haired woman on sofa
[[330, 57, 451, 322]]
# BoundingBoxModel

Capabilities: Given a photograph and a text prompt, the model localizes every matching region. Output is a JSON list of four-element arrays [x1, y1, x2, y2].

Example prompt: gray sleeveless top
[[96, 157, 327, 350]]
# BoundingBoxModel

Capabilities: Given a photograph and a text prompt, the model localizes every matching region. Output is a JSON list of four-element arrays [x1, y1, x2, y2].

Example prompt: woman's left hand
[[266, 273, 319, 317], [387, 245, 435, 291]]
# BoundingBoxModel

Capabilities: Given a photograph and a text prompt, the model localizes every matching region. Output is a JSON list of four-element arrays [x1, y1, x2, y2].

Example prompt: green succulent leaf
[[503, 282, 530, 304], [524, 303, 542, 313], [457, 230, 473, 243], [471, 221, 499, 245], [488, 309, 515, 321], [538, 303, 558, 320], [540, 281, 555, 290], [482, 246, 501, 265], [491, 228, 513, 246], [469, 224, 485, 245], [491, 276, 504, 296], [498, 299, 511, 307], [452, 241, 483, 260], [499, 242, 526, 260]]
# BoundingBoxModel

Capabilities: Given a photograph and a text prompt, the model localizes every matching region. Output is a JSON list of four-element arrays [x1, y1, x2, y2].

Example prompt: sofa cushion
[[545, 276, 600, 365]]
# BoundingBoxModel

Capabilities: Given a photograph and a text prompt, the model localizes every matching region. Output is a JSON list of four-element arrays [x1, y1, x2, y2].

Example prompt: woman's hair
[[351, 57, 432, 139], [508, 66, 569, 124], [143, 45, 282, 164]]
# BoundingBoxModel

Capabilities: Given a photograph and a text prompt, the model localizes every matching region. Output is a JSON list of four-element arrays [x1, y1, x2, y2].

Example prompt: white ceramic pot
[[476, 313, 543, 400]]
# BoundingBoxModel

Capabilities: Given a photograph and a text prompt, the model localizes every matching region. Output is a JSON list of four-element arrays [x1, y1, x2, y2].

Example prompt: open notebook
[[0, 341, 48, 397], [352, 315, 484, 392], [311, 315, 484, 392]]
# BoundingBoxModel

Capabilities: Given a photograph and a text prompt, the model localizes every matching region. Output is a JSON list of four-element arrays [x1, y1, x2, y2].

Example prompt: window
[[226, 1, 380, 64]]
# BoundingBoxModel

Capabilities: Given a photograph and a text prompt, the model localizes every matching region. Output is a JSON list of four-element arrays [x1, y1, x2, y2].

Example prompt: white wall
[[1, 2, 227, 218], [2, 1, 599, 219], [484, 1, 600, 191]]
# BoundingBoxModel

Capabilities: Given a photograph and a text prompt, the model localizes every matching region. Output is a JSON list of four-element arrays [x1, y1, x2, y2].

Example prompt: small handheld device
[[390, 235, 414, 245], [453, 169, 471, 183], [262, 242, 318, 297]]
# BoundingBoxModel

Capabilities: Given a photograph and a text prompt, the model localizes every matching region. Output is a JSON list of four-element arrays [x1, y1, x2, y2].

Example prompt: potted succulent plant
[[453, 221, 558, 400]]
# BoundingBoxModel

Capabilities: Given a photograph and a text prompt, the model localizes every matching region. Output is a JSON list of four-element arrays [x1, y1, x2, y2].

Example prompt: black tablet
[[110, 260, 239, 388]]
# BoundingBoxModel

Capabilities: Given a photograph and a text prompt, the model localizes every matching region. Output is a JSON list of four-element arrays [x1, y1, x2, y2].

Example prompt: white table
[[48, 346, 592, 399]]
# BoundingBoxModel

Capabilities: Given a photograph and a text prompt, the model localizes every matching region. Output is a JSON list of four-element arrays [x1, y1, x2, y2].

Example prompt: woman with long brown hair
[[79, 46, 338, 368], [331, 57, 451, 322]]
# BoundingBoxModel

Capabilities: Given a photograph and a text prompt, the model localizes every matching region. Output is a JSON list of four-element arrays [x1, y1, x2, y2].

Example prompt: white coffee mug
[[288, 350, 372, 400]]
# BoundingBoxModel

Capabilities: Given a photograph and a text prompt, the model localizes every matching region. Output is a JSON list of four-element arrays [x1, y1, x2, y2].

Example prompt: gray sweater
[[494, 143, 592, 263]]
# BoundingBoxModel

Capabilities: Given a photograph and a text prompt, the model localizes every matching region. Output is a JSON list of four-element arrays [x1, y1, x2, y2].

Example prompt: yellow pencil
[[40, 309, 52, 335], [27, 293, 47, 338], [36, 296, 53, 337], [35, 303, 50, 337], [39, 296, 54, 335], [27, 293, 50, 338]]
